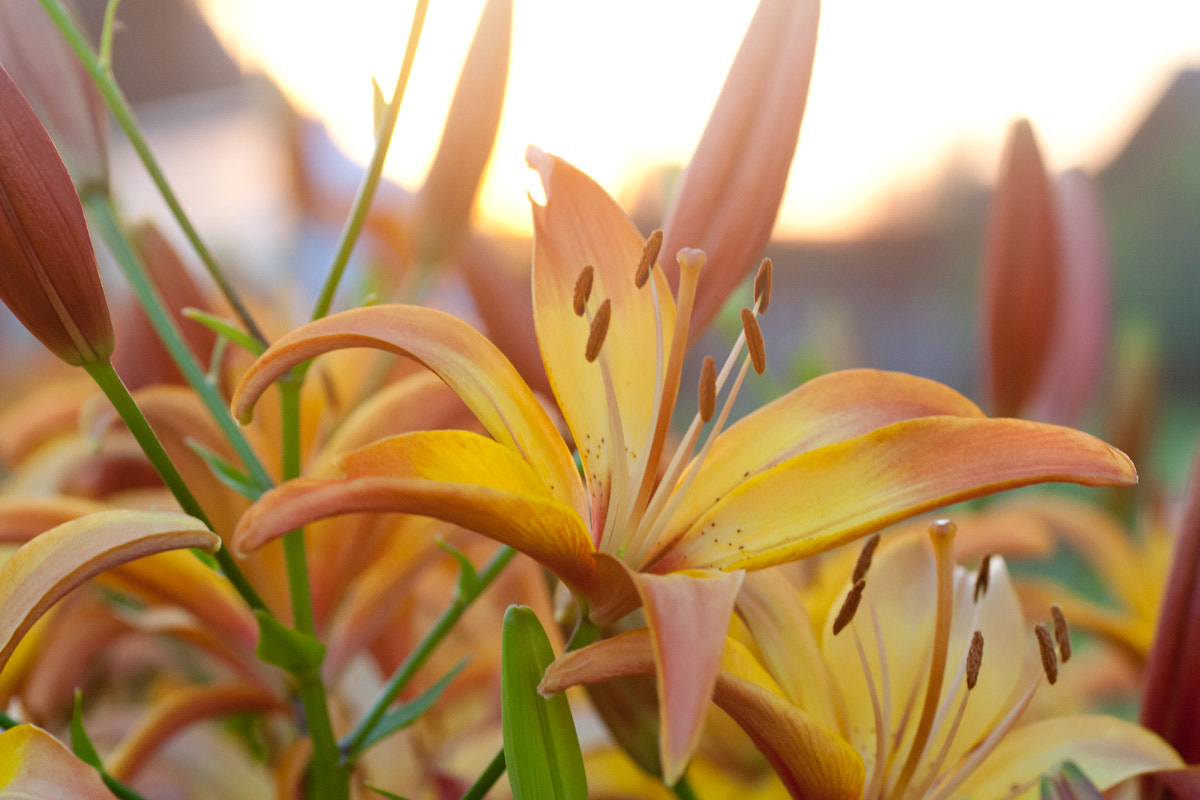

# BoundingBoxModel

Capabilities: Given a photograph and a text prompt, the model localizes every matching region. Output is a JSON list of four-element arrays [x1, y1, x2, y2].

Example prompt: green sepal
[[359, 658, 468, 751], [182, 308, 266, 357], [70, 690, 103, 769], [500, 606, 587, 800], [186, 439, 264, 500], [365, 786, 410, 800], [437, 539, 479, 600], [254, 609, 326, 676]]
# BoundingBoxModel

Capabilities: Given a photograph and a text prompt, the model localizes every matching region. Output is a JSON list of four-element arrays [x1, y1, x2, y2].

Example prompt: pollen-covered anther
[[753, 257, 773, 314], [966, 630, 984, 689], [573, 265, 594, 316], [634, 229, 663, 289], [974, 554, 993, 602], [1050, 604, 1072, 662], [585, 298, 611, 362], [698, 355, 716, 423], [833, 579, 866, 635], [852, 533, 881, 584], [1035, 623, 1059, 684], [740, 308, 766, 374]]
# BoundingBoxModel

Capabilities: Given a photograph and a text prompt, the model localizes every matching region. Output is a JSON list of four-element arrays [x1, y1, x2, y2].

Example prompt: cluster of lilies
[[0, 0, 1197, 798]]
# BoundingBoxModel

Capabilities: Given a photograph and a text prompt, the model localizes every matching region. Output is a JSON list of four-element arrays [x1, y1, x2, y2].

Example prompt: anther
[[585, 298, 612, 362], [974, 554, 993, 602], [1035, 623, 1058, 684], [635, 229, 663, 289], [753, 258, 773, 314], [698, 355, 716, 423], [833, 579, 866, 635], [740, 308, 766, 374], [966, 631, 984, 689], [573, 266, 594, 316], [852, 533, 881, 584], [1050, 605, 1071, 663]]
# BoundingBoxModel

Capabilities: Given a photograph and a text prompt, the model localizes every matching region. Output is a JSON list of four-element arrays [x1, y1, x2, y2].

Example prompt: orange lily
[[229, 150, 1137, 783]]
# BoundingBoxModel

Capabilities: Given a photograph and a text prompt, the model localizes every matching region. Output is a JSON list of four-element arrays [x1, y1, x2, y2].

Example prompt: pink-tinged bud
[[982, 118, 1060, 418], [112, 222, 219, 390], [1141, 442, 1200, 799], [0, 64, 113, 367], [660, 0, 820, 339], [1025, 170, 1112, 426], [0, 0, 108, 195], [413, 0, 511, 265]]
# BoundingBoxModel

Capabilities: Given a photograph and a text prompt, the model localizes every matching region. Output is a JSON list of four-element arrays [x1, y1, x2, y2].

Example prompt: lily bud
[[0, 0, 108, 195], [413, 0, 511, 265], [660, 0, 820, 339], [982, 118, 1060, 418], [0, 64, 113, 367]]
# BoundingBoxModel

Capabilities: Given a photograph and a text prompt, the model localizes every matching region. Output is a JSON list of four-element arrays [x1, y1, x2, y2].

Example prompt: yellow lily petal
[[956, 715, 1184, 799], [656, 416, 1136, 573], [528, 146, 675, 518], [106, 683, 283, 782], [233, 431, 597, 592], [230, 304, 581, 511], [0, 725, 113, 799], [669, 369, 984, 536], [0, 509, 216, 672], [541, 629, 864, 800], [630, 567, 745, 785]]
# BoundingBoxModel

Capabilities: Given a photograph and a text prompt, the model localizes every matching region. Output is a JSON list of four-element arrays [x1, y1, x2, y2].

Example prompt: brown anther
[[974, 554, 993, 602], [852, 533, 881, 584], [698, 355, 717, 423], [753, 257, 773, 314], [573, 265, 595, 316], [584, 298, 611, 362], [966, 630, 984, 689], [1035, 623, 1058, 684], [635, 229, 663, 289], [833, 579, 866, 635], [740, 308, 766, 374], [1050, 604, 1072, 663]]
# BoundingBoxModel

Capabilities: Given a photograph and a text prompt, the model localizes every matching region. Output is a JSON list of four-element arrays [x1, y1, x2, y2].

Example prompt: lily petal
[[629, 567, 745, 784], [660, 0, 821, 336], [0, 509, 216, 672], [230, 305, 581, 511], [955, 715, 1183, 799], [541, 629, 864, 800], [656, 416, 1136, 573], [0, 725, 113, 799], [668, 369, 984, 536], [528, 147, 675, 518], [233, 431, 597, 592]]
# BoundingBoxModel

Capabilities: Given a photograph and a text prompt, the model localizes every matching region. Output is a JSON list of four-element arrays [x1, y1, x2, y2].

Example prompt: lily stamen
[[833, 579, 867, 635], [912, 631, 985, 800], [753, 257, 773, 314], [853, 533, 882, 584], [1035, 623, 1059, 684], [974, 554, 993, 601], [697, 356, 716, 423], [740, 307, 767, 374], [573, 265, 594, 316], [1051, 604, 1072, 662], [634, 228, 663, 289], [584, 298, 611, 362]]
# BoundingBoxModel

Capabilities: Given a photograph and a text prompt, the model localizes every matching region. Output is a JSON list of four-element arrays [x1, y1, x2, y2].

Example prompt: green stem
[[297, 673, 351, 800], [37, 0, 267, 348], [277, 371, 315, 635], [84, 195, 274, 493], [459, 749, 506, 800], [340, 546, 517, 760], [0, 710, 17, 730], [310, 0, 430, 321], [82, 359, 266, 613], [672, 775, 701, 800]]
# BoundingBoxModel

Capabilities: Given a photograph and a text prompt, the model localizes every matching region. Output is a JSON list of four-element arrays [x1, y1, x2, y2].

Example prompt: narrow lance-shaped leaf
[[0, 509, 217, 673], [501, 605, 587, 800]]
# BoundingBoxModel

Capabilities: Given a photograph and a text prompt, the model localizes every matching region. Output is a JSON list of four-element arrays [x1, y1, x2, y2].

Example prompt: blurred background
[[47, 0, 1200, 486]]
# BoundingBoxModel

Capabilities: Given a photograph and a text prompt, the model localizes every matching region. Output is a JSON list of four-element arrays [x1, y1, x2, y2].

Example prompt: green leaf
[[437, 539, 479, 600], [70, 691, 102, 769], [186, 439, 264, 500], [254, 610, 326, 676], [365, 786, 410, 800], [1040, 761, 1106, 800], [182, 308, 266, 357], [500, 606, 587, 800], [359, 659, 468, 750]]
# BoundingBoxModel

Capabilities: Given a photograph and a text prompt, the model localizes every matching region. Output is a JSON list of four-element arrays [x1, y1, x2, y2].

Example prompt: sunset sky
[[198, 0, 1200, 239]]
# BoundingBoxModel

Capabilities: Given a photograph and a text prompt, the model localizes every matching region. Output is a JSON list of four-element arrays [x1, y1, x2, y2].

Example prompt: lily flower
[[230, 149, 1138, 783], [545, 524, 1185, 798]]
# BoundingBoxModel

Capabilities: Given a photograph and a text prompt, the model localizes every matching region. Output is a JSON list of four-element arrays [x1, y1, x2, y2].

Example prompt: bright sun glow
[[198, 0, 1200, 239]]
